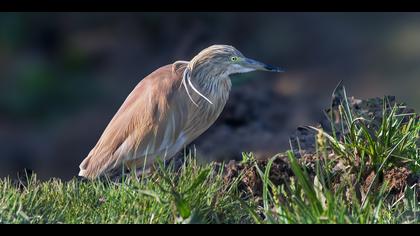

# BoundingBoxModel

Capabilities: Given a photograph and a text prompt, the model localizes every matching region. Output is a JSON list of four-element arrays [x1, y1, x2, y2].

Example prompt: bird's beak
[[243, 58, 285, 72]]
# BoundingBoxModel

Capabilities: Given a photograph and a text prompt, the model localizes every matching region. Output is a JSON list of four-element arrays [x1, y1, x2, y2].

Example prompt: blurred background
[[0, 12, 419, 180]]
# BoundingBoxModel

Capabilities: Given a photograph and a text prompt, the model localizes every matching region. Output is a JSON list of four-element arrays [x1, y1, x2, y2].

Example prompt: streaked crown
[[189, 45, 244, 72]]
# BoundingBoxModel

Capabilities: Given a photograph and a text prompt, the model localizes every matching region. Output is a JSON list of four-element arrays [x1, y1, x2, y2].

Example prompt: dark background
[[1, 12, 419, 180]]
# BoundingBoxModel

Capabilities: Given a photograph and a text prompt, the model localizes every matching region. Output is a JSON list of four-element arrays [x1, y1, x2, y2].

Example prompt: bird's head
[[188, 45, 284, 79], [180, 45, 284, 106]]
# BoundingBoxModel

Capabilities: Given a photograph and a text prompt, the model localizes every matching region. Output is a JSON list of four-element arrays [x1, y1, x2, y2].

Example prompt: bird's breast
[[182, 78, 231, 143]]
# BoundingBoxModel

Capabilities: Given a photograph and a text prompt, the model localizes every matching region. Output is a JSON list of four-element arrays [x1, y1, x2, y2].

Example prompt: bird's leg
[[135, 167, 152, 178], [129, 157, 155, 179]]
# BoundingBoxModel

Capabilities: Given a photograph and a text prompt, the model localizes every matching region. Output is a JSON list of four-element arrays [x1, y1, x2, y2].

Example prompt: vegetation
[[0, 158, 250, 224], [0, 87, 419, 224]]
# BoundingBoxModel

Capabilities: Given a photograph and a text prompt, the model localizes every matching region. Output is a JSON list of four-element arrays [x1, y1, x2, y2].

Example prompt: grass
[[0, 158, 251, 224], [244, 87, 420, 224], [0, 86, 419, 224]]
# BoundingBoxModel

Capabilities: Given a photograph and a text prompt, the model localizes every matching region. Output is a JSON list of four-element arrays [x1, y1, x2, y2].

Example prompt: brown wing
[[79, 63, 188, 179]]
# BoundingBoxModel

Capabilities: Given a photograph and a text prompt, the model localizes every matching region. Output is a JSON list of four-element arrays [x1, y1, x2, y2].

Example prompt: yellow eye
[[230, 56, 238, 62]]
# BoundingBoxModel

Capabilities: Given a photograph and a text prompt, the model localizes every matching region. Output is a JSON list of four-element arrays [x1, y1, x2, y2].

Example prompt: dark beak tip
[[264, 65, 285, 73]]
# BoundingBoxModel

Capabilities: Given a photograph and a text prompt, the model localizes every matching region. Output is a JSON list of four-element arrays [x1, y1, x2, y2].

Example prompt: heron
[[78, 44, 283, 179]]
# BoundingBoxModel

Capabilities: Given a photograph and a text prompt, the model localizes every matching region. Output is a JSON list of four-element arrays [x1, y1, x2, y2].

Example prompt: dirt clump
[[221, 85, 419, 203], [384, 167, 420, 201], [223, 155, 293, 198]]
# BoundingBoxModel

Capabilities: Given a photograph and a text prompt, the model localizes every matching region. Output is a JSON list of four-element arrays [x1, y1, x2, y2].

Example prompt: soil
[[222, 154, 293, 198], [221, 84, 420, 202]]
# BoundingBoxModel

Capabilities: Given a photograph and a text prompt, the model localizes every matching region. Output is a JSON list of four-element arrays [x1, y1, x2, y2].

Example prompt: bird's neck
[[187, 67, 232, 105], [181, 66, 232, 140], [195, 73, 231, 93]]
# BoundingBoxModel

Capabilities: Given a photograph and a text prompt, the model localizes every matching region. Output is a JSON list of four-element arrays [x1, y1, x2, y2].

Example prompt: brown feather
[[79, 64, 188, 179], [79, 45, 242, 179]]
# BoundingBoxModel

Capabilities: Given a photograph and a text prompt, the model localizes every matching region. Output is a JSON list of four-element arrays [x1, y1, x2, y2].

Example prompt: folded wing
[[79, 64, 188, 179]]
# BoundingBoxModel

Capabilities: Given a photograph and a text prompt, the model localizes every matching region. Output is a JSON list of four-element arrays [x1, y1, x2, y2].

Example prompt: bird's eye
[[230, 56, 238, 62]]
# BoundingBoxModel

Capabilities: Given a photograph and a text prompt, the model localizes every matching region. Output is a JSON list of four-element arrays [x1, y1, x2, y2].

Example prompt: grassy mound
[[0, 85, 418, 224]]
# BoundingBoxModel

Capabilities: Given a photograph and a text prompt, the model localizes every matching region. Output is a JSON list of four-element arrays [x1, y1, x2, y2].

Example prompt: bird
[[78, 44, 283, 179]]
